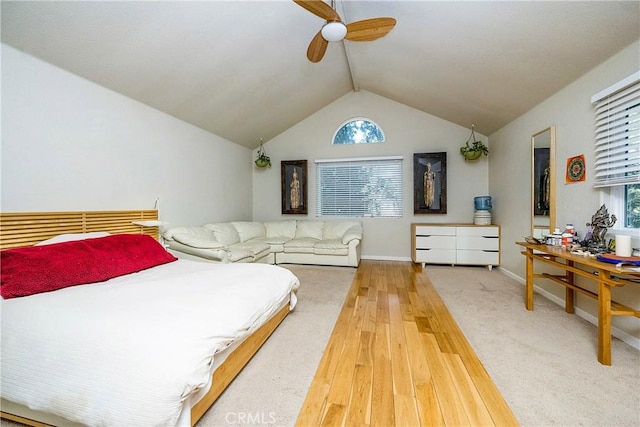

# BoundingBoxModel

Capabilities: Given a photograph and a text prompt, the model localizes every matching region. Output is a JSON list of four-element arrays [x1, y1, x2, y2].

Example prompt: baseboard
[[499, 267, 640, 351], [361, 255, 412, 262]]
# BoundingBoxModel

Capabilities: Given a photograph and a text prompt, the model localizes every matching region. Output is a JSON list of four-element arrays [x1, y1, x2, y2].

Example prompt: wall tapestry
[[566, 154, 586, 184]]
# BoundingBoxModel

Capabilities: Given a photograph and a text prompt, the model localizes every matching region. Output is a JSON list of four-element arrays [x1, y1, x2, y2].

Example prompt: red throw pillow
[[1, 234, 177, 299]]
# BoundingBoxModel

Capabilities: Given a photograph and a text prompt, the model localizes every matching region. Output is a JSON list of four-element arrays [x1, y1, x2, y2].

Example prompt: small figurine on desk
[[583, 204, 617, 253]]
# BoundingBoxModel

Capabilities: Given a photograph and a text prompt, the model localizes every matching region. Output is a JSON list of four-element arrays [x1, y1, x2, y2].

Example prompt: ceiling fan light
[[321, 21, 347, 42]]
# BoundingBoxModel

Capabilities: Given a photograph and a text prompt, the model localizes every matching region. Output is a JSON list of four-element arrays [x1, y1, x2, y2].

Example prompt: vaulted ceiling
[[2, 1, 639, 149]]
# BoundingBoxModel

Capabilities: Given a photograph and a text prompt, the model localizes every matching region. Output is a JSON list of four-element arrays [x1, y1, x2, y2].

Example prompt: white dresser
[[411, 223, 500, 270]]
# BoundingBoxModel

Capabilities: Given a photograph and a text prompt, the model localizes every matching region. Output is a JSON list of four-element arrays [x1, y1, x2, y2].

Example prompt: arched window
[[332, 117, 385, 145]]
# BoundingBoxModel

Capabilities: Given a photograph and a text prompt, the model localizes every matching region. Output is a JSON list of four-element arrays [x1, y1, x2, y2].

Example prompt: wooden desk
[[516, 242, 640, 365]]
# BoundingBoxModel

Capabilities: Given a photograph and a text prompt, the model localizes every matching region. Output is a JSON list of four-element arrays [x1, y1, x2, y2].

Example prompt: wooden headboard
[[0, 210, 159, 250]]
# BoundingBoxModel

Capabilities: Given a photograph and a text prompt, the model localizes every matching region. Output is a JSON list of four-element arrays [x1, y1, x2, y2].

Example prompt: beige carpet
[[426, 265, 640, 427]]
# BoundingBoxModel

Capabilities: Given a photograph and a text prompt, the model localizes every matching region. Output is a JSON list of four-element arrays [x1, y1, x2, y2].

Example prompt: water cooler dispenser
[[473, 196, 492, 225]]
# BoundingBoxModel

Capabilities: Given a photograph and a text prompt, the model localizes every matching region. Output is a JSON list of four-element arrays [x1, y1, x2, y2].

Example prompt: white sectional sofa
[[163, 220, 363, 267]]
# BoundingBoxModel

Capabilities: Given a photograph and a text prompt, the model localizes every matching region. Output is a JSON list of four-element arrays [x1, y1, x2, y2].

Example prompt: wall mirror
[[531, 126, 556, 238]]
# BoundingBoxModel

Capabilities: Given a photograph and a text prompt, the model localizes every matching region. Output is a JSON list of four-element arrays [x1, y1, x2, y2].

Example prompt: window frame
[[602, 185, 640, 234], [331, 117, 386, 145]]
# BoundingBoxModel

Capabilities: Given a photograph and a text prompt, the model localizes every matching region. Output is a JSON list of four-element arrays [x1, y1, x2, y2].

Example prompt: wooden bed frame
[[0, 209, 291, 426]]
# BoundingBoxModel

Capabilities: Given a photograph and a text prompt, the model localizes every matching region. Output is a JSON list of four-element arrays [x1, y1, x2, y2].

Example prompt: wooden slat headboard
[[0, 210, 159, 250]]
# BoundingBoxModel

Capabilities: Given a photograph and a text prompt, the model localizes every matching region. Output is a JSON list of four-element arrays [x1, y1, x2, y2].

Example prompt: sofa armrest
[[172, 233, 227, 249], [342, 225, 363, 244], [163, 226, 226, 248], [167, 240, 230, 262]]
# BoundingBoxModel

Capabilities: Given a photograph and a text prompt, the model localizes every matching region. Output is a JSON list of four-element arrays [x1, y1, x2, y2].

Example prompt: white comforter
[[0, 260, 299, 426]]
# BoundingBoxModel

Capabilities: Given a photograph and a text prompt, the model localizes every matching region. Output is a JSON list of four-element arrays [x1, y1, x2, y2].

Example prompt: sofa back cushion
[[323, 220, 362, 240], [264, 220, 297, 239], [295, 220, 324, 240], [232, 222, 265, 242], [204, 223, 241, 245]]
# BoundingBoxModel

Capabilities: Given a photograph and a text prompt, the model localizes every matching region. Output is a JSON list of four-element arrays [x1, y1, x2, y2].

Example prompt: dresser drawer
[[414, 226, 456, 236], [414, 248, 456, 264], [457, 249, 500, 266], [456, 226, 499, 237], [415, 235, 456, 249], [457, 235, 499, 251]]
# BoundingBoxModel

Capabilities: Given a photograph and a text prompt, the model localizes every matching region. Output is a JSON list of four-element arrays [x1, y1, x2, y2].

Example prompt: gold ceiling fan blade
[[345, 17, 397, 42], [307, 30, 329, 63], [294, 0, 341, 22]]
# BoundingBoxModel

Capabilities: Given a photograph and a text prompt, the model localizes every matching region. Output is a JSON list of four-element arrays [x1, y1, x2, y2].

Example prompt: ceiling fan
[[293, 0, 397, 63]]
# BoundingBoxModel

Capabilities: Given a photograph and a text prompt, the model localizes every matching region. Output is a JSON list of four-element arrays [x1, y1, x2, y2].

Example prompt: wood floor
[[296, 260, 519, 427]]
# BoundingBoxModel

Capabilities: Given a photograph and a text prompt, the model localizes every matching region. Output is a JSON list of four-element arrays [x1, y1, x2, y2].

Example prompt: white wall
[[489, 40, 640, 342], [1, 44, 252, 226], [252, 90, 490, 260]]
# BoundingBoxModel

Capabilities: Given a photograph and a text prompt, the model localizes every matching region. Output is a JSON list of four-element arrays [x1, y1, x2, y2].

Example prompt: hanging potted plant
[[460, 124, 489, 161], [255, 139, 271, 168]]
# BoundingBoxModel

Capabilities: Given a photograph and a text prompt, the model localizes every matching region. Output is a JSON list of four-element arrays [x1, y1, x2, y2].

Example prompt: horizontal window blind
[[591, 72, 640, 187], [316, 157, 403, 217]]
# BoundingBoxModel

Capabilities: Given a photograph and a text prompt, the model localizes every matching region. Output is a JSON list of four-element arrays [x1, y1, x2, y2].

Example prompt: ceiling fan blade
[[293, 0, 341, 22], [345, 17, 397, 42], [307, 30, 329, 63]]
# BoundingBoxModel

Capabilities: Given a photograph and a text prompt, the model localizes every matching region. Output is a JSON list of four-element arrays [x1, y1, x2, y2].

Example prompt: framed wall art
[[414, 152, 447, 214], [281, 160, 307, 215]]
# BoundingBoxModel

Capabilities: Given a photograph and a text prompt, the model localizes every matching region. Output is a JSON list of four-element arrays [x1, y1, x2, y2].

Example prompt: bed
[[0, 210, 300, 427]]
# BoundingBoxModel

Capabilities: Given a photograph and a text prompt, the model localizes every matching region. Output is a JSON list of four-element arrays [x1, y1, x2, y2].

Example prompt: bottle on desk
[[550, 228, 562, 247], [561, 224, 574, 249]]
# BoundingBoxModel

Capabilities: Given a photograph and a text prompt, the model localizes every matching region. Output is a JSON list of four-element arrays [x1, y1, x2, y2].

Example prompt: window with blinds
[[316, 157, 403, 217], [591, 72, 640, 187]]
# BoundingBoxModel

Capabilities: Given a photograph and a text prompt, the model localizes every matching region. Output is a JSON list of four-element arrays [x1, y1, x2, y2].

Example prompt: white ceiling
[[2, 1, 639, 149]]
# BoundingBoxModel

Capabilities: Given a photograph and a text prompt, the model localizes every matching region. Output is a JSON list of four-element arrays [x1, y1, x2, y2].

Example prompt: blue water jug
[[474, 196, 492, 210]]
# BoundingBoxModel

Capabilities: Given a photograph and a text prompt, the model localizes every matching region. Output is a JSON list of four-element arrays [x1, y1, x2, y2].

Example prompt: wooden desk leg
[[525, 248, 534, 310], [597, 270, 612, 366], [565, 261, 575, 314]]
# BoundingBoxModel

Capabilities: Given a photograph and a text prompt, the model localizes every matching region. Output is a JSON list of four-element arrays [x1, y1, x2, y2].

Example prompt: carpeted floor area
[[426, 265, 640, 427]]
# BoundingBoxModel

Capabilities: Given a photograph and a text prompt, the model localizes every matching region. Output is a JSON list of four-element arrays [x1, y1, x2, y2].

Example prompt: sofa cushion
[[314, 239, 349, 256], [284, 238, 318, 254], [232, 221, 265, 242], [204, 223, 240, 245], [264, 220, 297, 239], [322, 220, 361, 240], [295, 221, 324, 240]]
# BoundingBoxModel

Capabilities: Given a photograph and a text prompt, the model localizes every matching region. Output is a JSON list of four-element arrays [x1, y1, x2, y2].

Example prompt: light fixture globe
[[321, 21, 347, 42]]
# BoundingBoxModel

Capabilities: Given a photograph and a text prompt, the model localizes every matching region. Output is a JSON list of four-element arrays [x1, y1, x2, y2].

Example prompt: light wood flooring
[[296, 260, 519, 426]]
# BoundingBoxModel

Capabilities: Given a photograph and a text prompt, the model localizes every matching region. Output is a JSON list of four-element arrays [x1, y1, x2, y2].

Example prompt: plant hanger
[[460, 124, 489, 161], [255, 138, 271, 168]]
